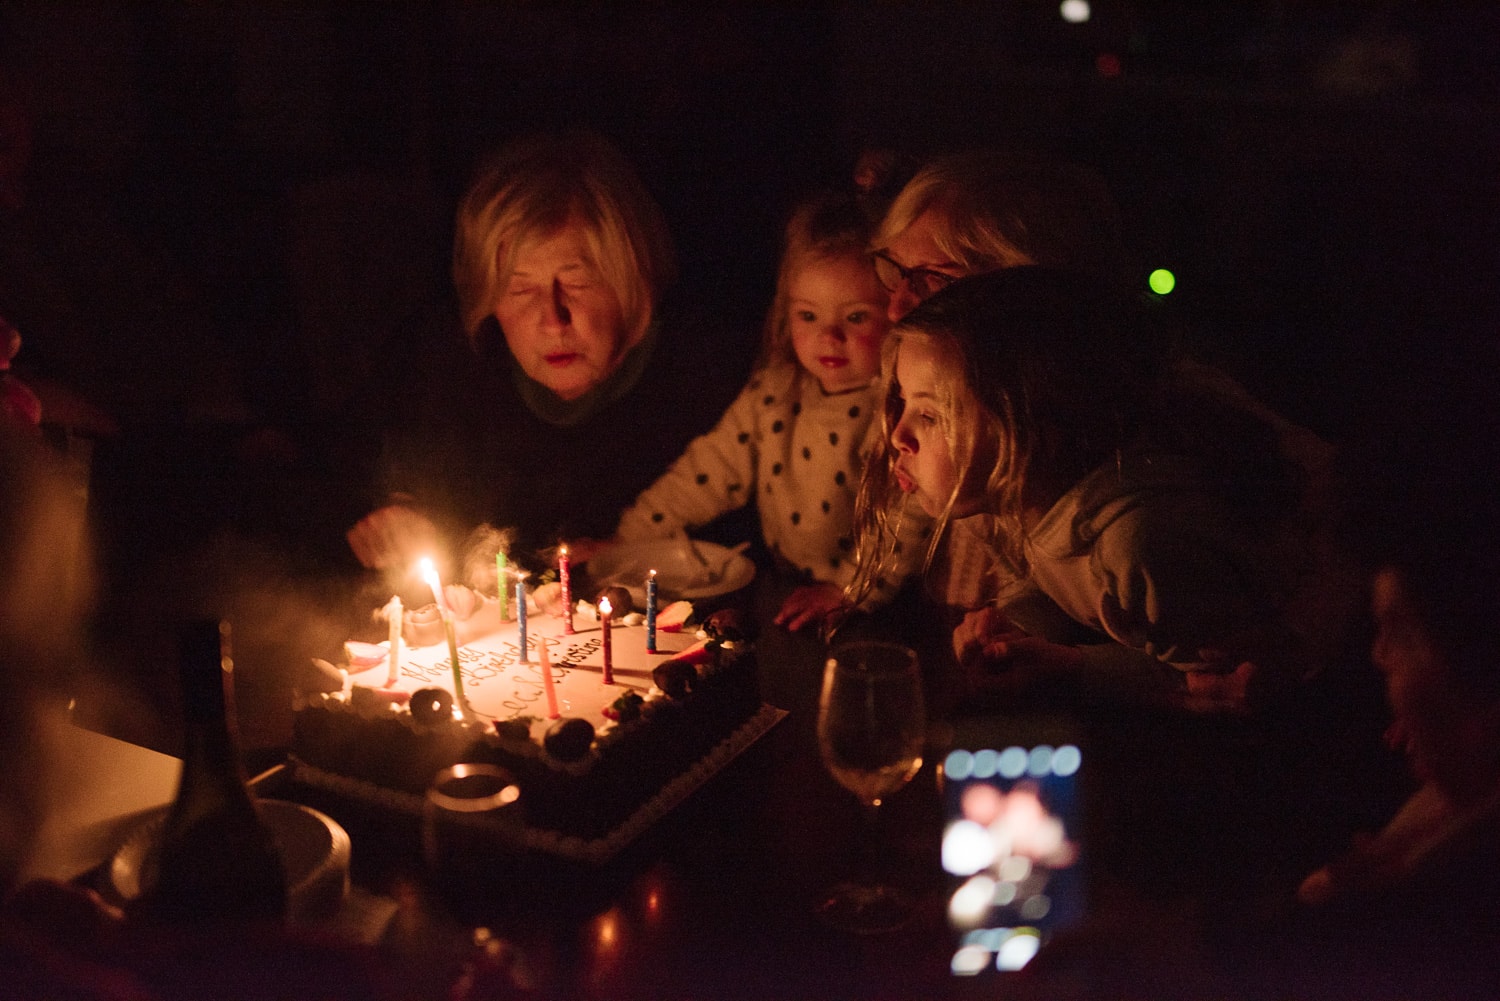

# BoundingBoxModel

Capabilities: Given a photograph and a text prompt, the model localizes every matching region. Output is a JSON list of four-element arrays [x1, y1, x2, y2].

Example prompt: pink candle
[[559, 544, 574, 634], [598, 595, 613, 685], [537, 638, 560, 719]]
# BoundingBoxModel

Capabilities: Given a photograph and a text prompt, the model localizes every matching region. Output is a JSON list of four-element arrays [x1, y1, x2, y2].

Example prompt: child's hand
[[773, 584, 846, 633]]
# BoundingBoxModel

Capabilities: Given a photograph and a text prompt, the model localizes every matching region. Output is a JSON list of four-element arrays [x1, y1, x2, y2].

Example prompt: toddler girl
[[616, 190, 928, 631], [851, 266, 1346, 709]]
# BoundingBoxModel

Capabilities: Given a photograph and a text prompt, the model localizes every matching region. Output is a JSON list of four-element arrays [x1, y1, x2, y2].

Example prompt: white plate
[[589, 539, 755, 605]]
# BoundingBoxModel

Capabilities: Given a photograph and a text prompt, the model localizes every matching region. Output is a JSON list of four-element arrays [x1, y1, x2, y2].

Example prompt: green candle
[[443, 611, 471, 718], [496, 551, 509, 620]]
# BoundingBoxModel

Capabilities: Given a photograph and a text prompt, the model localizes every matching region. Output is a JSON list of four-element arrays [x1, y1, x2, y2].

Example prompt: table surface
[[247, 613, 1409, 1000], [35, 584, 1465, 1001]]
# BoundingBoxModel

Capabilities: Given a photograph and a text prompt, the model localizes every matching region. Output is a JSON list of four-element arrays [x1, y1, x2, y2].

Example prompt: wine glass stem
[[855, 802, 883, 883]]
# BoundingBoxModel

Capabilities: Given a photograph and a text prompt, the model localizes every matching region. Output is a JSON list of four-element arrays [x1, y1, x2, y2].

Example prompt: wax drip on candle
[[538, 638, 560, 719], [599, 595, 614, 685], [385, 595, 403, 686], [559, 545, 574, 634]]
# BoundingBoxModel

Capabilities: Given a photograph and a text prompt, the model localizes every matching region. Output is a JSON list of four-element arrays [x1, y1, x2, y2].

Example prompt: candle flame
[[598, 595, 612, 617], [418, 556, 447, 612]]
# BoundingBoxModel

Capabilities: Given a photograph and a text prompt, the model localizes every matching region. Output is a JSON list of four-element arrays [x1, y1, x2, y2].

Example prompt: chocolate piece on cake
[[595, 585, 633, 617]]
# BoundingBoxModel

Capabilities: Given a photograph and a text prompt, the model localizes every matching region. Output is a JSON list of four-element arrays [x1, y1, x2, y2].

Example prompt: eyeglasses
[[871, 250, 959, 300]]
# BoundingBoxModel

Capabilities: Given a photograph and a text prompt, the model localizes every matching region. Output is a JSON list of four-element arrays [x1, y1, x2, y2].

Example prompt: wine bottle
[[139, 618, 287, 924]]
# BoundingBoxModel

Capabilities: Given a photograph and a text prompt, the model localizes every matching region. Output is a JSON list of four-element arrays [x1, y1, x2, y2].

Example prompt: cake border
[[288, 702, 786, 866]]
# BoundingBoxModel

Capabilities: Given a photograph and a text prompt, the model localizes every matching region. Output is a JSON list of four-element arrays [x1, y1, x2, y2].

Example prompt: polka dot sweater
[[616, 362, 925, 597]]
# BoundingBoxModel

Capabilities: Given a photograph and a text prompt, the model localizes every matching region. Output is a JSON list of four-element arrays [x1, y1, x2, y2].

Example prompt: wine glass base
[[814, 880, 917, 935]]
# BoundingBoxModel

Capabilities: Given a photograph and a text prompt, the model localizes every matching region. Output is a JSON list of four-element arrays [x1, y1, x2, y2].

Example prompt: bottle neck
[[173, 619, 250, 789]]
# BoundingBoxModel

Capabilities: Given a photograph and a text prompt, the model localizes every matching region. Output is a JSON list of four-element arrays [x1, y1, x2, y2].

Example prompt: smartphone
[[939, 714, 1089, 976]]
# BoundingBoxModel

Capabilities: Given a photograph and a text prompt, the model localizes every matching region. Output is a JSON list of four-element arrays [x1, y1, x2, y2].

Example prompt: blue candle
[[645, 569, 658, 653], [516, 578, 528, 663]]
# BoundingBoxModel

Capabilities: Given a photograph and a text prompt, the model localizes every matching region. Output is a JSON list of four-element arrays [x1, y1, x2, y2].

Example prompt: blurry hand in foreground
[[347, 505, 439, 570]]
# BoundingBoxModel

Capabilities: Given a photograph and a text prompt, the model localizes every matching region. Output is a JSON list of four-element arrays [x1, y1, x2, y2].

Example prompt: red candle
[[559, 545, 574, 635], [538, 638, 560, 719], [598, 595, 613, 685]]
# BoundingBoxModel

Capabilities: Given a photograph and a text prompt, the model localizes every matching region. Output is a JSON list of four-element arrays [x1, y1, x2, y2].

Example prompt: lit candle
[[559, 544, 574, 634], [516, 578, 528, 663], [442, 612, 470, 718], [418, 557, 450, 616], [496, 551, 509, 621], [645, 569, 658, 653], [538, 638, 560, 719], [599, 595, 614, 685], [385, 595, 403, 686], [422, 559, 470, 717]]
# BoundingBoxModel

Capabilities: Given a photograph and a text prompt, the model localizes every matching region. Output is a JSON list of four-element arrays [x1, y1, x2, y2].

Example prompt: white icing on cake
[[346, 593, 697, 741]]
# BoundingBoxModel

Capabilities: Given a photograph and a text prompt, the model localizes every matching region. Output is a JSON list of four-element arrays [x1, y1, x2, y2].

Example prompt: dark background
[[4, 2, 1496, 448]]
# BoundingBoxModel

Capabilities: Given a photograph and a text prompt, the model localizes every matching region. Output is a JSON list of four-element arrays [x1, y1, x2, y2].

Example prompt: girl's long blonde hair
[[848, 267, 1168, 607]]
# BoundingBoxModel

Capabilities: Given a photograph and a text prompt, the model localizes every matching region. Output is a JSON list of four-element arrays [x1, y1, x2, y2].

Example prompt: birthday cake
[[288, 588, 771, 861]]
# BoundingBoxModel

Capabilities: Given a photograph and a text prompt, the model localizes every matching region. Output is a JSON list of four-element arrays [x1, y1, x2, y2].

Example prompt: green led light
[[1148, 269, 1176, 295]]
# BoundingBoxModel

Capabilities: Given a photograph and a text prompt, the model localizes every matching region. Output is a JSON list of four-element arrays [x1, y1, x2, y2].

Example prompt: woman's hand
[[773, 583, 847, 633], [346, 504, 438, 570], [954, 605, 1086, 701]]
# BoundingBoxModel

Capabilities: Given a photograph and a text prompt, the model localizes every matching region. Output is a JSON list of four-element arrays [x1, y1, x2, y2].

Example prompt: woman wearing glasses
[[869, 151, 1127, 322]]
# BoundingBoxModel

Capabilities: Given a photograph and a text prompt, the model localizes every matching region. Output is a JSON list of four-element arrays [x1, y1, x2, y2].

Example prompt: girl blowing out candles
[[849, 267, 1350, 713]]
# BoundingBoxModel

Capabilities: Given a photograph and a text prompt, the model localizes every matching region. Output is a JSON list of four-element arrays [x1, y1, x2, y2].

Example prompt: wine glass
[[815, 640, 926, 933]]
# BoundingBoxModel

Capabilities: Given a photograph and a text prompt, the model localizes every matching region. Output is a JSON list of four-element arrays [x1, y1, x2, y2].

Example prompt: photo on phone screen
[[941, 722, 1087, 976]]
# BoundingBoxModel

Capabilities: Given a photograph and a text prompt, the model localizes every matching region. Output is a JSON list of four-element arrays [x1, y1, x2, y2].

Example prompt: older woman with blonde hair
[[870, 150, 1126, 322], [348, 132, 741, 573]]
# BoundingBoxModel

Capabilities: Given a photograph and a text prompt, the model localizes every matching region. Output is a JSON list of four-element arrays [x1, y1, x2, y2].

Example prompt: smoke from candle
[[463, 523, 520, 593]]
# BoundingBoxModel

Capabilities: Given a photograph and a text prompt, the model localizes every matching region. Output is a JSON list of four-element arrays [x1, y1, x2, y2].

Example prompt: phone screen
[[941, 722, 1087, 976]]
